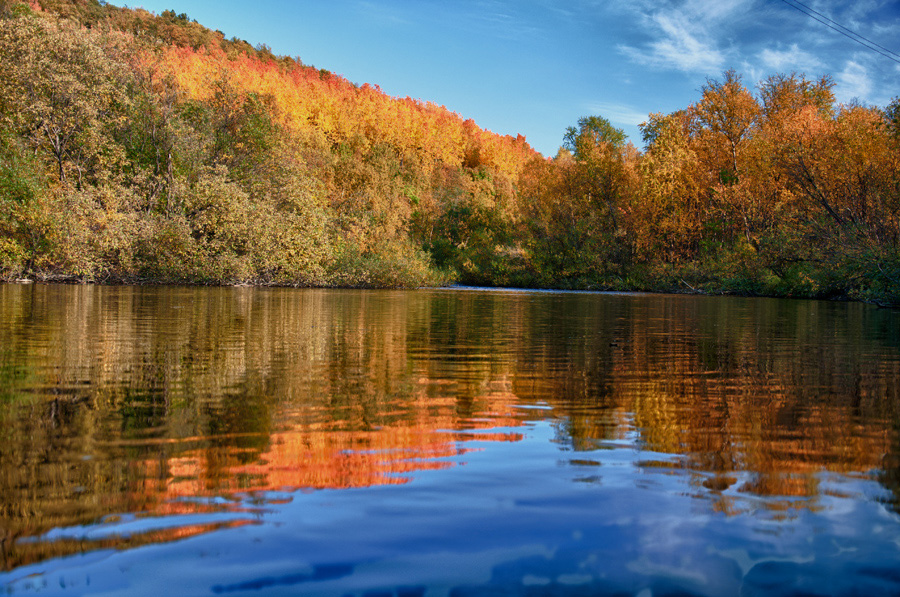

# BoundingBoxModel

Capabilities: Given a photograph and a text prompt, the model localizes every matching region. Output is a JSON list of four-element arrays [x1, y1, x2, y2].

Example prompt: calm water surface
[[1, 284, 899, 595]]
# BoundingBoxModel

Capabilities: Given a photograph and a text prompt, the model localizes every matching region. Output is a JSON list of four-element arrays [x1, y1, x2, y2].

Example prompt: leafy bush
[[326, 240, 451, 289]]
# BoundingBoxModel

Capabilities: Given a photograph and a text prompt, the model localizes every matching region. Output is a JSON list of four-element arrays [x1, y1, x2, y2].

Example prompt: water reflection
[[0, 284, 898, 577]]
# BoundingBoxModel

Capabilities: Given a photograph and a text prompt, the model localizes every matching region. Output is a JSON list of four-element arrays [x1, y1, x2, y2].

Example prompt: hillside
[[0, 0, 898, 304]]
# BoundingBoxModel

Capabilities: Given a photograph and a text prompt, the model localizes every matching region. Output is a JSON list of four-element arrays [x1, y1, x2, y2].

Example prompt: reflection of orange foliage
[[173, 428, 458, 493], [598, 311, 898, 506], [4, 282, 899, 568], [504, 299, 899, 510], [151, 389, 525, 499]]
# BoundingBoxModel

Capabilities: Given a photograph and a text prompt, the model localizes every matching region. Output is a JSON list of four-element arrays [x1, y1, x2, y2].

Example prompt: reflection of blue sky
[[108, 0, 900, 155], [6, 423, 900, 596]]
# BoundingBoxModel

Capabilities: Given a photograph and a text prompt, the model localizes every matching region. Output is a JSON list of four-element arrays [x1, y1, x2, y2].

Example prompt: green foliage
[[326, 239, 450, 289], [885, 97, 900, 140], [640, 110, 687, 149], [0, 129, 50, 276], [520, 115, 633, 289], [0, 1, 31, 18], [832, 236, 900, 306], [0, 13, 130, 187], [0, 130, 43, 207], [427, 171, 518, 285], [563, 115, 626, 158]]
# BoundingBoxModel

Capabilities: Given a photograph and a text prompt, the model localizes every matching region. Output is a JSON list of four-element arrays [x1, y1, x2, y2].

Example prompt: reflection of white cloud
[[585, 102, 648, 127], [835, 61, 872, 101], [758, 44, 823, 73]]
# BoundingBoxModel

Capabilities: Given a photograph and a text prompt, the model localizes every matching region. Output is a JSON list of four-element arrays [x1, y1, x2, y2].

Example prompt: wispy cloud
[[585, 101, 648, 127], [465, 0, 543, 40], [758, 44, 823, 73], [616, 0, 750, 74], [618, 13, 722, 73], [835, 60, 873, 102], [355, 1, 413, 27]]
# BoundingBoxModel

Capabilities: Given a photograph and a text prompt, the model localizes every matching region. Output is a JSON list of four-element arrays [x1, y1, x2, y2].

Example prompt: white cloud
[[740, 61, 766, 89], [758, 44, 823, 73], [685, 0, 747, 22], [835, 60, 872, 102], [616, 0, 750, 74], [585, 102, 648, 127]]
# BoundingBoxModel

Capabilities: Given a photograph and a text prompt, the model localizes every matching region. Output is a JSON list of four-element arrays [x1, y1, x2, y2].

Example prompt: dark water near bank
[[1, 284, 899, 595]]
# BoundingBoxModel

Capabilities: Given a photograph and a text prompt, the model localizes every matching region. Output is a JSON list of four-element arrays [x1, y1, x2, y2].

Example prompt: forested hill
[[1, 0, 899, 305]]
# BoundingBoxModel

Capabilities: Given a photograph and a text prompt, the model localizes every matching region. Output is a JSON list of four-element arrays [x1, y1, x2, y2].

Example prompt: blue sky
[[108, 0, 900, 156]]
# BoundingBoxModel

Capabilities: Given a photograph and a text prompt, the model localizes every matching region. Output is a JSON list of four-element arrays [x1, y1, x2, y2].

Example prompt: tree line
[[0, 0, 897, 304]]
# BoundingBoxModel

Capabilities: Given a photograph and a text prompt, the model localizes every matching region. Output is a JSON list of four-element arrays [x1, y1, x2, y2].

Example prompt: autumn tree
[[758, 72, 834, 123], [3, 0, 899, 301], [695, 69, 760, 180], [0, 13, 130, 187], [115, 52, 188, 212], [636, 111, 704, 262], [520, 116, 636, 286]]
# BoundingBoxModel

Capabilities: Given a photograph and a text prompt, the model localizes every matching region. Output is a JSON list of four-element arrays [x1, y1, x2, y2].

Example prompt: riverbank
[[4, 269, 897, 309]]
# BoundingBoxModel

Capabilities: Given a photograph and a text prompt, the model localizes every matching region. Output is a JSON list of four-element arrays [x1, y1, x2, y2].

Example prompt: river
[[1, 284, 899, 595]]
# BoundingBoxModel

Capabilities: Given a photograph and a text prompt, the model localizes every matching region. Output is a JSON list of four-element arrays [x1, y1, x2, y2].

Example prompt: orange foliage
[[158, 45, 537, 180]]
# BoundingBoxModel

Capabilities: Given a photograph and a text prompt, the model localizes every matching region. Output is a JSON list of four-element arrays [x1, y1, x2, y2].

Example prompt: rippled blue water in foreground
[[1, 284, 899, 596]]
